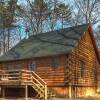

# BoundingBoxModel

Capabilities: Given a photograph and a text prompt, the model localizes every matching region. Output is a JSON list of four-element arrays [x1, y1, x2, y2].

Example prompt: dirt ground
[[52, 97, 100, 100], [1, 96, 100, 100]]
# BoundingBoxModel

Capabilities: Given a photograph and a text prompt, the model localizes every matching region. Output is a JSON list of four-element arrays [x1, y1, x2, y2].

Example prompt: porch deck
[[0, 70, 36, 86], [0, 70, 48, 100]]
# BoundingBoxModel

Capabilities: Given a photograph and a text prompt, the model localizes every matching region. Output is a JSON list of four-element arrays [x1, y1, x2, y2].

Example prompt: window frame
[[51, 57, 60, 69], [28, 61, 36, 71], [80, 60, 85, 77]]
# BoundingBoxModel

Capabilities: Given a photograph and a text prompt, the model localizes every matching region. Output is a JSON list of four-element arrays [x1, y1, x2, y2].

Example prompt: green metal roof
[[0, 24, 89, 61]]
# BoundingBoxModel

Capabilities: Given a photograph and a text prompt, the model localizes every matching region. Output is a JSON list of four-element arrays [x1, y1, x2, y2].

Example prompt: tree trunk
[[7, 28, 10, 51]]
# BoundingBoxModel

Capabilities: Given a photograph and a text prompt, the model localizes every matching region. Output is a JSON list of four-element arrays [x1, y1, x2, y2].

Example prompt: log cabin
[[0, 24, 99, 99]]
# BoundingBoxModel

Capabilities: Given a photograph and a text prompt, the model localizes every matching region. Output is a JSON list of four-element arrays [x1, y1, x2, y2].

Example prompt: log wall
[[64, 29, 99, 97], [0, 55, 66, 86]]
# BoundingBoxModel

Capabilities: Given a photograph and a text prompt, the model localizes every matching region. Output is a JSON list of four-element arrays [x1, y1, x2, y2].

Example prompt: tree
[[17, 0, 72, 35], [17, 0, 48, 36], [45, 0, 72, 31], [0, 0, 21, 55], [31, 0, 48, 33], [95, 25, 100, 49], [71, 0, 100, 25], [55, 3, 72, 29], [69, 0, 100, 48]]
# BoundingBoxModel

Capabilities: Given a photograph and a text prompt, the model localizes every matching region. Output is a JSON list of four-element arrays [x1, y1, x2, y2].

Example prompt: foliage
[[0, 0, 100, 55], [71, 0, 100, 25], [17, 0, 72, 36], [0, 0, 21, 55]]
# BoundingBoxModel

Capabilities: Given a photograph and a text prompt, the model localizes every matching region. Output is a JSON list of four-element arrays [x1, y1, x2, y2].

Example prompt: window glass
[[80, 60, 85, 77], [28, 61, 36, 71], [51, 57, 60, 68]]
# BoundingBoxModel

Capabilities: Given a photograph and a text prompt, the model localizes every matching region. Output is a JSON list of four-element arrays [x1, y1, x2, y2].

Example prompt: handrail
[[32, 71, 47, 85], [0, 69, 47, 84], [31, 76, 44, 89]]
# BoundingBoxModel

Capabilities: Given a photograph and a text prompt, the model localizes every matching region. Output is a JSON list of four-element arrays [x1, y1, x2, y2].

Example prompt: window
[[28, 61, 36, 71], [51, 57, 60, 68], [80, 60, 85, 77]]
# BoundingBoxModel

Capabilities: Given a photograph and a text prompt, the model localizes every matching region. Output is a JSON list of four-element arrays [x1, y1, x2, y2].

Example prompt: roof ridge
[[27, 23, 89, 38]]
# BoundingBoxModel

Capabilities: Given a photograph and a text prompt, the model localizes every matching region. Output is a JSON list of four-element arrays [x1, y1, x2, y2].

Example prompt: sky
[[17, 0, 71, 5], [17, 0, 27, 5]]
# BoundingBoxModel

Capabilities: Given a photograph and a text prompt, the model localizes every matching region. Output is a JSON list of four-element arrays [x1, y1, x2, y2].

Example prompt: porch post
[[69, 84, 72, 98], [2, 87, 5, 99], [25, 85, 28, 100], [44, 84, 47, 100]]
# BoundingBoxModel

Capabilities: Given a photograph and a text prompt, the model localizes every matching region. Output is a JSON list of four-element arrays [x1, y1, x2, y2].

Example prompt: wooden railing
[[0, 70, 48, 100]]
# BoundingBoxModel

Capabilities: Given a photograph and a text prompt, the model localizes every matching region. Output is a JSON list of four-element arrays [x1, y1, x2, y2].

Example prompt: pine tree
[[55, 3, 72, 29], [33, 0, 48, 33], [0, 0, 18, 54]]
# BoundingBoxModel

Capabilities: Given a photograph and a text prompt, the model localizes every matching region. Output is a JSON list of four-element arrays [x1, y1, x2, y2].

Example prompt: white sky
[[17, 0, 27, 5]]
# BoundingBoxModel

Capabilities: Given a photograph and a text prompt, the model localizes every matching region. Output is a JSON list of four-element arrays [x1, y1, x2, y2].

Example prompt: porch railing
[[0, 69, 48, 100]]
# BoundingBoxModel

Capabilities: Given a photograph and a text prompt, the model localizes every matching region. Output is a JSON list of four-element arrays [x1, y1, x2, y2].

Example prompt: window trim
[[51, 57, 60, 68], [80, 60, 85, 77], [28, 61, 36, 71]]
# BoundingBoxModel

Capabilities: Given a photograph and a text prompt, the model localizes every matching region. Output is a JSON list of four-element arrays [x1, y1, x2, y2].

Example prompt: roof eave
[[88, 24, 100, 64]]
